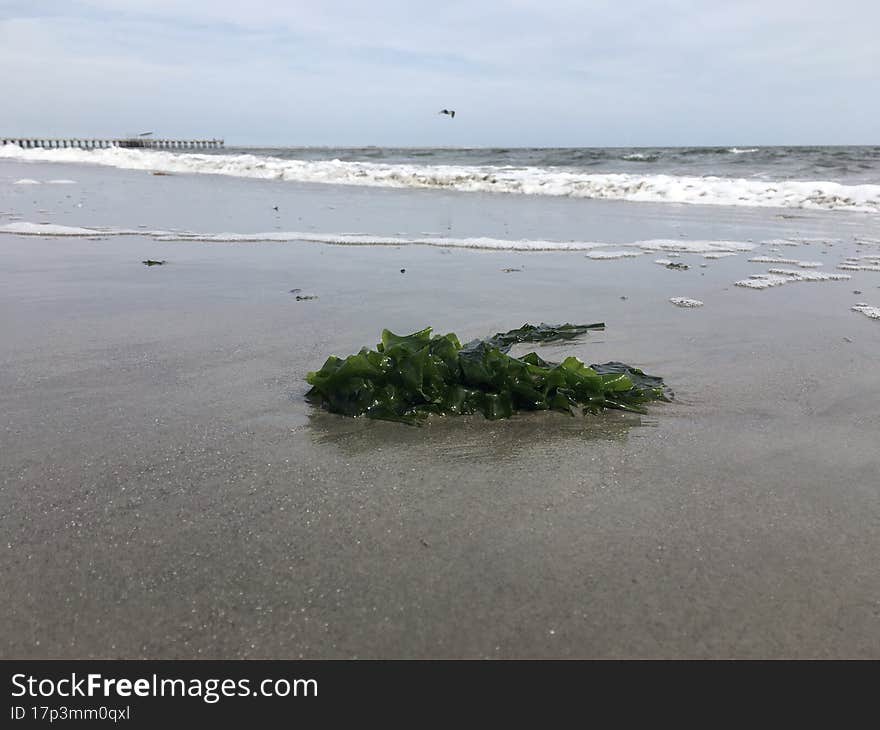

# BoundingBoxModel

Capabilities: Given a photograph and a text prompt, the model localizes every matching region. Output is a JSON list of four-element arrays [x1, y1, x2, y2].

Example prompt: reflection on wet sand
[[307, 409, 655, 461]]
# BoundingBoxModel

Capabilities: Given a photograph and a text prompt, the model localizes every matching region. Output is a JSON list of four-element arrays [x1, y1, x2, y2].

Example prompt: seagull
[[439, 109, 456, 119]]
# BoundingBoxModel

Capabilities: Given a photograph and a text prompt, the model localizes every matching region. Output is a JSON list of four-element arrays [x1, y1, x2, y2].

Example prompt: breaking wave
[[3, 144, 879, 212]]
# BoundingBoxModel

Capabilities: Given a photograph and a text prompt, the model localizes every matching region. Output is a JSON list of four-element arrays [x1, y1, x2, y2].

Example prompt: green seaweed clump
[[306, 323, 671, 424]]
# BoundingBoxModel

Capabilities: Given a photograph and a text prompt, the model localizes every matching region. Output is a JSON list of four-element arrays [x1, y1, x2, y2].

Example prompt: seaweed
[[306, 323, 671, 425]]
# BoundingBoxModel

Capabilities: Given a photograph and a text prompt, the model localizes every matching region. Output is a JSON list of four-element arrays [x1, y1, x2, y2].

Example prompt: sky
[[1, 0, 878, 147]]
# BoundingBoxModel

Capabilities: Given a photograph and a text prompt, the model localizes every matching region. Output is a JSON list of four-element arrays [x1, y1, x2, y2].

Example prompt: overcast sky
[[1, 0, 878, 146]]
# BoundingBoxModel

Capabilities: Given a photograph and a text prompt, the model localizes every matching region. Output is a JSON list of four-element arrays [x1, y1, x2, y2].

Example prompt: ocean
[[3, 144, 880, 213]]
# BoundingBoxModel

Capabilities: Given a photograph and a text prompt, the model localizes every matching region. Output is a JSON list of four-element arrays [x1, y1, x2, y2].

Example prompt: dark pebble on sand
[[400, 269, 406, 273]]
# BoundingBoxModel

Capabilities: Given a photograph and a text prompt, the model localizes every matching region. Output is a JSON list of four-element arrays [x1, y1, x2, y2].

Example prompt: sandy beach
[[2, 156, 879, 658]]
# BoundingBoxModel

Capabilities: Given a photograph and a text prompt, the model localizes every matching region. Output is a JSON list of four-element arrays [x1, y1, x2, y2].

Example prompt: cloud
[[1, 1, 878, 144]]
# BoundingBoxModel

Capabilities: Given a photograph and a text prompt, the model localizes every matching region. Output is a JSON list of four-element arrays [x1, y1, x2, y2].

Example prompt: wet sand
[[1, 160, 879, 658]]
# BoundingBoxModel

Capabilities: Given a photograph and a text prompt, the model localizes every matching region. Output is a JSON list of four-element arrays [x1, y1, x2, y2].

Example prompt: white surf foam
[[735, 274, 792, 289], [0, 220, 760, 254], [852, 303, 880, 320], [0, 221, 156, 237], [585, 250, 641, 259], [13, 178, 40, 185], [736, 268, 851, 289], [838, 262, 880, 271], [159, 231, 616, 250], [669, 297, 703, 307], [766, 267, 849, 281], [761, 237, 841, 247], [635, 240, 754, 253], [749, 256, 823, 268], [3, 144, 880, 212]]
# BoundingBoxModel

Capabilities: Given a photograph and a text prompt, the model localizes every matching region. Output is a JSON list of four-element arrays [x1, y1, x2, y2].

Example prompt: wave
[[0, 221, 755, 254], [3, 144, 879, 212], [620, 152, 659, 162]]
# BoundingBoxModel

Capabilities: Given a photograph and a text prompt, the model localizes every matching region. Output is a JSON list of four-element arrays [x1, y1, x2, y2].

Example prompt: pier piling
[[0, 137, 224, 150]]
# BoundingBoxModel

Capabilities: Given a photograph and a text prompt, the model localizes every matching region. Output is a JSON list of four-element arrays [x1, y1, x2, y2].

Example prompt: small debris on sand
[[295, 295, 318, 301], [501, 267, 522, 273], [400, 268, 406, 273], [151, 172, 172, 176], [142, 260, 167, 266]]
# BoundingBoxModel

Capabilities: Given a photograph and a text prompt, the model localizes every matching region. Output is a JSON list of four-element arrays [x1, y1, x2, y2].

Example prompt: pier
[[0, 137, 224, 150]]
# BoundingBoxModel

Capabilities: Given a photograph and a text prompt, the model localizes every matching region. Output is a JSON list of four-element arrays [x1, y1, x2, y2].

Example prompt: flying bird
[[439, 109, 456, 118]]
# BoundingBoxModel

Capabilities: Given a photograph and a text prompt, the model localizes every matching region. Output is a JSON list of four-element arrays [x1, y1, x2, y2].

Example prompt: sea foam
[[0, 221, 756, 254]]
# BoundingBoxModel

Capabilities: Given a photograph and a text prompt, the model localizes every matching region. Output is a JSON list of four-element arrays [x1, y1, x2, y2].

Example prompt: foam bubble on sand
[[3, 144, 880, 212], [0, 221, 766, 257], [161, 231, 615, 250], [0, 222, 146, 236], [838, 256, 880, 271], [735, 274, 792, 289], [1, 220, 760, 254], [838, 263, 880, 272], [736, 268, 851, 289], [703, 252, 739, 259], [766, 267, 850, 282], [13, 179, 41, 185], [761, 237, 841, 247], [47, 179, 77, 184], [852, 303, 880, 320], [669, 297, 703, 307], [0, 222, 103, 236], [750, 256, 823, 268], [636, 239, 754, 254], [585, 250, 641, 259]]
